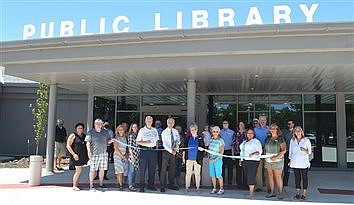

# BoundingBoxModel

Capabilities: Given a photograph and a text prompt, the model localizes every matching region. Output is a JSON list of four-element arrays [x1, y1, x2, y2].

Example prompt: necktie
[[170, 129, 174, 150]]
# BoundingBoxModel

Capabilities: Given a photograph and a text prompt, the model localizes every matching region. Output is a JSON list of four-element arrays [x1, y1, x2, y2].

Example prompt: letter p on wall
[[23, 24, 36, 40]]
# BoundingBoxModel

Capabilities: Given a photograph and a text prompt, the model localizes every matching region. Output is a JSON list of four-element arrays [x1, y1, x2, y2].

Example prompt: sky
[[1, 0, 354, 41]]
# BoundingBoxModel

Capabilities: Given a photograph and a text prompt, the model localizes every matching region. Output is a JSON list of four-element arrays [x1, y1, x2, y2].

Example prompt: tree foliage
[[31, 83, 49, 155]]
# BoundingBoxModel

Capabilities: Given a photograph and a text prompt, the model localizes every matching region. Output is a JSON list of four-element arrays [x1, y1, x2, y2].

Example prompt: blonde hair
[[292, 126, 305, 140], [267, 123, 282, 137], [115, 125, 125, 136]]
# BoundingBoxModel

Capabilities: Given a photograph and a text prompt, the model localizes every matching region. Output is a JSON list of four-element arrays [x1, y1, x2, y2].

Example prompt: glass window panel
[[213, 103, 237, 128], [238, 112, 255, 128], [304, 94, 336, 111], [116, 112, 140, 128], [93, 96, 115, 128], [143, 96, 186, 106], [345, 94, 354, 168], [270, 95, 302, 129], [304, 112, 337, 167], [117, 96, 140, 111], [238, 95, 269, 111]]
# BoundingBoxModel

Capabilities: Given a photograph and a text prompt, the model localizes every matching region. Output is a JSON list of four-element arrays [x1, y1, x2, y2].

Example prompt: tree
[[31, 83, 49, 155]]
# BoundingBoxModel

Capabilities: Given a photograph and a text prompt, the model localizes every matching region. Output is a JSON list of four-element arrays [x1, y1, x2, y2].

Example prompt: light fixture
[[345, 100, 352, 103], [254, 74, 259, 78], [80, 78, 85, 82]]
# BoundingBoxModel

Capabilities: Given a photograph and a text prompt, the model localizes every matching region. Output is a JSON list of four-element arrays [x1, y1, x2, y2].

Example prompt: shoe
[[94, 176, 99, 180], [72, 187, 80, 191], [160, 188, 166, 192], [255, 188, 262, 192], [103, 176, 109, 180], [247, 194, 253, 199], [217, 189, 224, 195], [196, 189, 200, 193], [210, 188, 217, 194], [265, 194, 276, 198], [278, 194, 284, 200], [184, 189, 189, 194], [301, 195, 307, 200], [169, 185, 179, 191], [139, 187, 145, 192], [128, 185, 137, 191], [293, 194, 300, 200], [99, 184, 108, 190], [89, 187, 96, 192], [148, 186, 157, 191]]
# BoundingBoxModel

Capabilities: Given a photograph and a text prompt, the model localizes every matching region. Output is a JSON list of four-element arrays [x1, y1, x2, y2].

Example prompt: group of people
[[61, 115, 312, 200]]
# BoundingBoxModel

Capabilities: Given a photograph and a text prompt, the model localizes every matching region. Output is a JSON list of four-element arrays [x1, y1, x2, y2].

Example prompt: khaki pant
[[185, 160, 201, 189], [255, 158, 265, 189]]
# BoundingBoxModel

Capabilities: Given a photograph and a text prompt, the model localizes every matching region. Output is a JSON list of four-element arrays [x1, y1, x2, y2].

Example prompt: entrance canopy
[[2, 22, 354, 94]]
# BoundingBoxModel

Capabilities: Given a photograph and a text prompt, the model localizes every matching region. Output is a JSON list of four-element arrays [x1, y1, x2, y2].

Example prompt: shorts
[[114, 153, 128, 174], [265, 160, 284, 170], [209, 158, 223, 178], [55, 142, 67, 157], [89, 153, 108, 172]]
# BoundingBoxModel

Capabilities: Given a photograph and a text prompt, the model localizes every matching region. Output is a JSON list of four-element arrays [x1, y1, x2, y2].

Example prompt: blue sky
[[1, 0, 354, 41]]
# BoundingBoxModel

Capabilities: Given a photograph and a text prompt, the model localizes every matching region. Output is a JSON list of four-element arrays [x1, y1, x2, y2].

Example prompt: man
[[220, 120, 235, 185], [94, 121, 114, 180], [254, 115, 269, 192], [160, 118, 180, 192], [54, 119, 67, 171], [136, 116, 159, 192], [282, 119, 295, 186], [155, 120, 164, 179], [85, 118, 112, 191]]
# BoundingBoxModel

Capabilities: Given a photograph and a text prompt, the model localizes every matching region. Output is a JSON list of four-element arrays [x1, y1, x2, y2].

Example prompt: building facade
[[1, 22, 354, 170]]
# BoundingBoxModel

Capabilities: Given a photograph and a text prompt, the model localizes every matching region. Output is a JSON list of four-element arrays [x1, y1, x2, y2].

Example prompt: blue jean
[[128, 163, 137, 186]]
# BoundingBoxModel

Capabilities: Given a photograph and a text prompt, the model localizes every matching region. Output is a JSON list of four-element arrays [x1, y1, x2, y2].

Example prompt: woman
[[66, 123, 88, 191], [232, 121, 247, 189], [239, 128, 262, 198], [264, 123, 286, 199], [182, 123, 205, 193], [127, 123, 140, 191], [200, 126, 225, 195], [113, 125, 128, 191], [202, 124, 211, 149], [289, 126, 312, 200]]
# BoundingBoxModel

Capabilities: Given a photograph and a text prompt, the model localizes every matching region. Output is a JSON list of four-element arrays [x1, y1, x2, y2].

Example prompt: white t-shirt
[[289, 138, 312, 169], [239, 138, 263, 161], [161, 127, 180, 153], [136, 126, 159, 148]]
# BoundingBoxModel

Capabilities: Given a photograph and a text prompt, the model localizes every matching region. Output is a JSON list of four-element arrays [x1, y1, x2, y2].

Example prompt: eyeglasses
[[223, 123, 228, 124], [212, 131, 219, 133], [77, 127, 84, 129], [246, 132, 254, 134], [253, 122, 258, 124], [270, 128, 277, 130]]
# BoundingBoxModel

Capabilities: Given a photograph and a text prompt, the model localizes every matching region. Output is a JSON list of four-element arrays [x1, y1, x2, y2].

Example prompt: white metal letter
[[40, 22, 54, 38], [299, 3, 319, 23], [154, 13, 168, 30], [273, 5, 292, 24], [245, 7, 264, 25], [112, 16, 130, 33], [99, 17, 106, 34], [176, 11, 183, 29], [23, 24, 36, 40], [60, 20, 74, 37], [218, 8, 235, 27], [192, 10, 209, 28], [80, 19, 93, 35]]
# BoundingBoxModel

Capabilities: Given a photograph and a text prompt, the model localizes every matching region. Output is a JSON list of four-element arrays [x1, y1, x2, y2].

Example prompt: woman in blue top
[[200, 126, 225, 195]]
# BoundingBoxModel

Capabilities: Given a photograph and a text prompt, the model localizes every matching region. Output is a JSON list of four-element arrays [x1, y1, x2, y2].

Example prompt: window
[[345, 94, 354, 168]]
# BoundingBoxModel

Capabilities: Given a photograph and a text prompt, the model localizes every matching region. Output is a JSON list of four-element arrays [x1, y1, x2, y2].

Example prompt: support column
[[199, 94, 207, 128], [87, 89, 94, 131], [187, 80, 196, 128], [336, 92, 347, 169], [45, 84, 57, 173]]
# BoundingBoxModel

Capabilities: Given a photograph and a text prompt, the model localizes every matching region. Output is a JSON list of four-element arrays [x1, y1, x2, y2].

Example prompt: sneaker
[[210, 188, 217, 194], [89, 187, 96, 192], [128, 185, 137, 191], [293, 194, 300, 200], [217, 189, 224, 195], [301, 195, 307, 200]]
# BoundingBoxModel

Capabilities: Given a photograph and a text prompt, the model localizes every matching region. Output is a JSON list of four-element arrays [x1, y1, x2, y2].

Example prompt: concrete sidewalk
[[0, 165, 353, 204]]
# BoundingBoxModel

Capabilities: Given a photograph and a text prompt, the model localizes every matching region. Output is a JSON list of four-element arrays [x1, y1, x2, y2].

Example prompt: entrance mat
[[318, 188, 354, 195]]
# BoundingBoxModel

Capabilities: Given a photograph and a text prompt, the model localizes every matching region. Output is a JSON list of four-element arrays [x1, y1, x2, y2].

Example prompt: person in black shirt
[[55, 119, 67, 171], [66, 123, 88, 191]]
